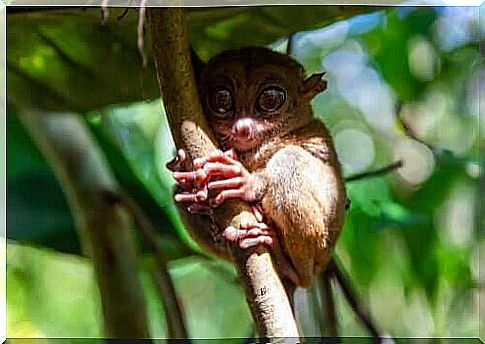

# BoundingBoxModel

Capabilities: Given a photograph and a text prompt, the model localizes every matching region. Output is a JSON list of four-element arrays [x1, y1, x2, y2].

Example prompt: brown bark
[[149, 8, 299, 341]]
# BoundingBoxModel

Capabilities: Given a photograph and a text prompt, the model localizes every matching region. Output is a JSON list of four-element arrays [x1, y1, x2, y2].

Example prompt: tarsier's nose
[[232, 117, 255, 139]]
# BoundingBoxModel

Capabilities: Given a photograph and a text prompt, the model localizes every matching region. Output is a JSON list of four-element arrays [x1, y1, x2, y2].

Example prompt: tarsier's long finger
[[211, 189, 247, 206], [208, 177, 244, 190], [240, 216, 269, 230], [174, 161, 242, 187], [193, 150, 225, 169], [251, 204, 265, 223], [194, 149, 241, 169], [246, 227, 272, 237], [174, 190, 208, 203], [222, 226, 273, 246], [203, 162, 243, 178], [173, 168, 207, 184], [166, 149, 187, 172], [222, 226, 247, 242], [240, 236, 273, 249]]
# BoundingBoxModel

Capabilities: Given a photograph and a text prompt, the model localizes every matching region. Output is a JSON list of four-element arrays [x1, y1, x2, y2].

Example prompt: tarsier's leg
[[170, 149, 271, 247], [170, 149, 300, 285], [262, 146, 345, 288], [222, 214, 300, 286], [173, 149, 272, 245]]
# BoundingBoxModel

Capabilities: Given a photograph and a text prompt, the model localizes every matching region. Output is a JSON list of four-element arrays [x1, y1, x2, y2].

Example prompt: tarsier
[[167, 47, 347, 289]]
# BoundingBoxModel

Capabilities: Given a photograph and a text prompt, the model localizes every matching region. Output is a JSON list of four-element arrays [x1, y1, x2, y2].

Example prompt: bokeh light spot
[[395, 138, 435, 185], [334, 128, 375, 174]]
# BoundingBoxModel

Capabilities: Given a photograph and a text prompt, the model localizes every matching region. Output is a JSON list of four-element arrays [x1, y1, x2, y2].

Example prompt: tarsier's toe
[[239, 236, 273, 249], [222, 225, 273, 249]]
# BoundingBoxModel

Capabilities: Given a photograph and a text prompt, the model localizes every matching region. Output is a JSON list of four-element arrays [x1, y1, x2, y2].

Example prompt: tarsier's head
[[197, 47, 327, 152]]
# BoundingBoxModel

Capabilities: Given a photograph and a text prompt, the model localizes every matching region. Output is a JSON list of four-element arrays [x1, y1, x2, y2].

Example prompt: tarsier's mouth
[[230, 135, 262, 151]]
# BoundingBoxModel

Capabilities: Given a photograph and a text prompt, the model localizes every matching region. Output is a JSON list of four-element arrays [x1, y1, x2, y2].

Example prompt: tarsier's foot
[[223, 218, 273, 249]]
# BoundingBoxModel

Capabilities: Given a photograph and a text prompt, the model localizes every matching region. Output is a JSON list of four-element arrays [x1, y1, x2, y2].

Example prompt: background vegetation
[[6, 5, 483, 339]]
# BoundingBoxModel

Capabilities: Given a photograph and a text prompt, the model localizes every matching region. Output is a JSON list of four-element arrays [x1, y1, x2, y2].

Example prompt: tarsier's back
[[176, 46, 347, 288]]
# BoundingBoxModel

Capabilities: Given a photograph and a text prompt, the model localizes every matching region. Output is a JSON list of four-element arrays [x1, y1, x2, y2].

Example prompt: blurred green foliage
[[6, 5, 483, 340]]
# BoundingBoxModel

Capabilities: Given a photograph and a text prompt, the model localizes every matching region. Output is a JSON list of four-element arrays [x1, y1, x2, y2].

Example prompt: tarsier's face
[[200, 47, 318, 152]]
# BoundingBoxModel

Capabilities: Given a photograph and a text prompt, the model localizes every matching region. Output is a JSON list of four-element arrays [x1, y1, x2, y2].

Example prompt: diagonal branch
[[345, 160, 403, 182], [148, 8, 299, 341], [328, 259, 383, 342]]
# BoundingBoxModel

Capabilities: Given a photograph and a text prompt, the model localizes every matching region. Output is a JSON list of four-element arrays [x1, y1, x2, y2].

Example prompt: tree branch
[[102, 190, 189, 339], [320, 270, 338, 337], [328, 259, 383, 343], [345, 160, 403, 182], [148, 8, 299, 341], [17, 110, 151, 339]]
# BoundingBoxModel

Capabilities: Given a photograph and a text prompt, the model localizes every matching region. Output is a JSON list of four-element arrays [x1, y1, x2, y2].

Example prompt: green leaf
[[7, 112, 80, 253], [7, 242, 251, 339], [346, 178, 391, 217], [7, 6, 375, 111], [86, 101, 202, 258]]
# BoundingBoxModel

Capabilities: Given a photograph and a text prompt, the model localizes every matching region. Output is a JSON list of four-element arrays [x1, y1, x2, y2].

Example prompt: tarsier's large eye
[[257, 86, 286, 113], [209, 88, 233, 116]]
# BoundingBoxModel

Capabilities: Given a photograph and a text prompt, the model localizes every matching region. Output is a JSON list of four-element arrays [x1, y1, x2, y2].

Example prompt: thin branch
[[148, 8, 299, 341], [101, 190, 189, 339], [328, 259, 383, 343], [286, 32, 297, 56], [117, 5, 132, 20], [101, 0, 109, 24], [17, 111, 151, 339], [137, 0, 148, 67], [345, 160, 403, 182], [320, 270, 338, 337]]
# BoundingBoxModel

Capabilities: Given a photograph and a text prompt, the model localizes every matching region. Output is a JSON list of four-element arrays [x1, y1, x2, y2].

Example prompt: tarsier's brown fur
[[172, 47, 346, 288]]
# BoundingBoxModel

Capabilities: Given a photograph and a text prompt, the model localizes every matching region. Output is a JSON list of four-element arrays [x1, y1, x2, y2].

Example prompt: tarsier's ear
[[302, 72, 327, 100], [190, 47, 206, 85]]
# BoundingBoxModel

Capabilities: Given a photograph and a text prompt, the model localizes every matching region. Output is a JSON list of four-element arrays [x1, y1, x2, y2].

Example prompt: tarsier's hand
[[172, 149, 258, 207], [169, 149, 273, 249], [166, 149, 213, 215]]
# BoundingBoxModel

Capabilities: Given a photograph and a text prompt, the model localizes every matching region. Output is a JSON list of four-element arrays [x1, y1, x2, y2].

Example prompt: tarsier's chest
[[238, 121, 337, 172]]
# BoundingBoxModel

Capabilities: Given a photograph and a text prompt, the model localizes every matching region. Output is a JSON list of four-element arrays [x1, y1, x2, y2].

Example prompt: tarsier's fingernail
[[196, 168, 206, 179], [223, 226, 238, 241], [196, 190, 207, 201], [174, 194, 183, 202], [264, 237, 273, 246]]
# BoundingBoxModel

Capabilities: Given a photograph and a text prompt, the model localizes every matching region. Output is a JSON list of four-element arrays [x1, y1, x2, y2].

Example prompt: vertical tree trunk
[[149, 8, 299, 341]]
